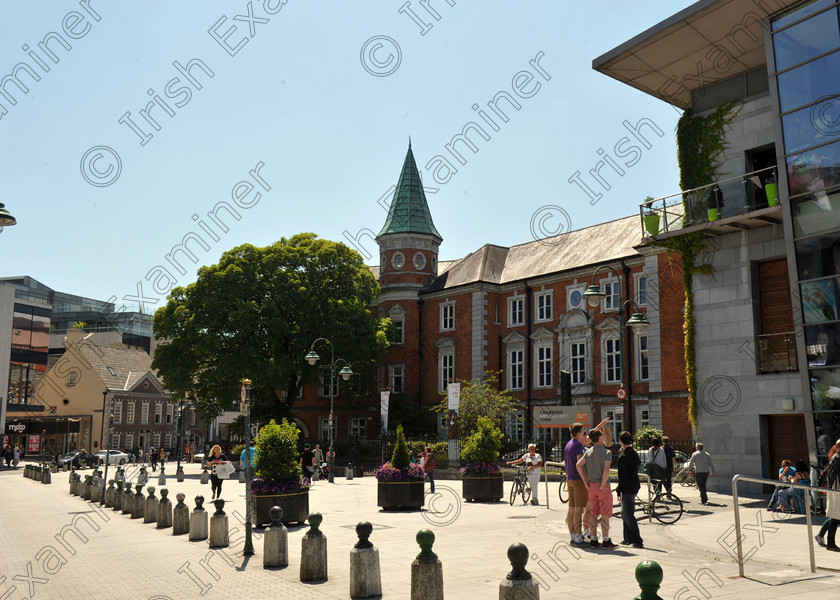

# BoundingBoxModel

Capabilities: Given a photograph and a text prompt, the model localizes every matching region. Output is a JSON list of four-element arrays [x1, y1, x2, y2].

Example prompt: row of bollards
[[62, 468, 664, 599], [23, 463, 52, 484]]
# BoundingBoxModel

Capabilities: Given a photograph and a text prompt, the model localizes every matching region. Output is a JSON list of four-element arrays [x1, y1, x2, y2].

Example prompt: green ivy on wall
[[657, 102, 740, 428]]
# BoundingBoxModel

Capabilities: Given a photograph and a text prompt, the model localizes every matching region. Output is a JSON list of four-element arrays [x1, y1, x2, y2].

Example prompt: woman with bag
[[823, 452, 840, 551], [646, 438, 669, 491], [207, 445, 228, 500]]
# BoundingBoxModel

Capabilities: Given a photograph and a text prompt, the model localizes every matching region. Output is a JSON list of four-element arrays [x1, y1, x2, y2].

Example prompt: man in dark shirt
[[662, 436, 676, 493], [616, 431, 644, 548], [300, 444, 315, 479]]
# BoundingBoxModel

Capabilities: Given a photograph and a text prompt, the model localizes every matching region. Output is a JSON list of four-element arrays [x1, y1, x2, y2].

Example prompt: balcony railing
[[639, 166, 779, 239], [758, 331, 797, 374]]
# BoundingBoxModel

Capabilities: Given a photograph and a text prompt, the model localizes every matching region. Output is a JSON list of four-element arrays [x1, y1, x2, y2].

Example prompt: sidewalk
[[0, 463, 837, 599]]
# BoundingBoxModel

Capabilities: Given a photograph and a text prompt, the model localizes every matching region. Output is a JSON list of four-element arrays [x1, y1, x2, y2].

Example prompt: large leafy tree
[[152, 233, 388, 424], [435, 372, 518, 442]]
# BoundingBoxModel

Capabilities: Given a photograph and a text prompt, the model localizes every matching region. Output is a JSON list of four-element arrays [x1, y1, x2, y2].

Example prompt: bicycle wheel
[[510, 479, 519, 506], [559, 476, 569, 503], [521, 480, 532, 504], [652, 493, 683, 524]]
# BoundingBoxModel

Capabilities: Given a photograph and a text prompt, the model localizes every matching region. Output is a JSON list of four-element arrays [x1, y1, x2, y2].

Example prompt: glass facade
[[774, 0, 840, 465], [7, 304, 50, 404]]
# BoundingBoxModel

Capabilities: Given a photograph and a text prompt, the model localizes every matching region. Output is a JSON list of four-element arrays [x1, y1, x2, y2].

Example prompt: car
[[193, 452, 205, 463], [58, 451, 98, 469], [95, 450, 128, 465]]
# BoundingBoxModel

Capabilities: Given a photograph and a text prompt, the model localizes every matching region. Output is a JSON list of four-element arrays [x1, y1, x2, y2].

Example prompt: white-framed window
[[110, 434, 120, 451], [637, 334, 649, 381], [440, 301, 455, 331], [439, 350, 455, 392], [508, 348, 524, 390], [506, 410, 525, 443], [320, 372, 338, 398], [349, 417, 367, 438], [535, 344, 553, 389], [153, 432, 161, 448], [113, 400, 123, 424], [165, 433, 172, 449], [508, 295, 525, 326], [603, 407, 621, 443], [319, 417, 333, 444], [570, 341, 587, 385], [602, 278, 620, 312], [388, 363, 405, 394], [604, 336, 622, 383], [635, 274, 648, 306], [125, 433, 134, 451], [154, 403, 162, 424], [535, 291, 553, 322], [636, 407, 650, 429], [389, 305, 406, 345], [166, 403, 173, 424], [140, 402, 149, 424]]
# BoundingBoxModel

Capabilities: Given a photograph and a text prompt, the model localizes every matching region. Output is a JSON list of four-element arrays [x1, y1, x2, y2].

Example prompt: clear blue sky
[[0, 1, 684, 312]]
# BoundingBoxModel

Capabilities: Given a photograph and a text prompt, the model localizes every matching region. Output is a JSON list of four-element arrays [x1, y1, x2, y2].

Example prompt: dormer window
[[107, 366, 117, 377]]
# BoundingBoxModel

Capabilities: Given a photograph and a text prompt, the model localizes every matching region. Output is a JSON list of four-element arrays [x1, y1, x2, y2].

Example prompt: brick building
[[294, 144, 690, 449]]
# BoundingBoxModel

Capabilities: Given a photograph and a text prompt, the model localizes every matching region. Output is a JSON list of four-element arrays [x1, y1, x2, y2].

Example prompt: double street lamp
[[175, 399, 193, 478], [305, 338, 353, 484], [582, 265, 650, 434], [0, 203, 16, 234]]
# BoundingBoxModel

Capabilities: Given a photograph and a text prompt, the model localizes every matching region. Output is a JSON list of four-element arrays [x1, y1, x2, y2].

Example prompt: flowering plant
[[250, 476, 311, 494], [374, 462, 426, 481], [460, 462, 501, 476]]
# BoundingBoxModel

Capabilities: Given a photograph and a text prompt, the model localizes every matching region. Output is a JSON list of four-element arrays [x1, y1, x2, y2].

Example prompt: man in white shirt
[[507, 443, 543, 505]]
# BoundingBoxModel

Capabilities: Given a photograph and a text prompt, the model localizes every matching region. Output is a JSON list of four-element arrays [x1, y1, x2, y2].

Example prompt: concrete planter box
[[251, 490, 309, 526], [377, 480, 425, 510], [462, 473, 504, 502]]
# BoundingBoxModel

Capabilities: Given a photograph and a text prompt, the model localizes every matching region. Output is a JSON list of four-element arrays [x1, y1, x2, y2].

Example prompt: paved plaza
[[1, 462, 838, 599]]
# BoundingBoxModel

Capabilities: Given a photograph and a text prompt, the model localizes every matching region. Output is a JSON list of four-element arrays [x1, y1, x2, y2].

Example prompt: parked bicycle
[[673, 466, 696, 487], [558, 471, 569, 503], [510, 465, 532, 506], [617, 478, 684, 524]]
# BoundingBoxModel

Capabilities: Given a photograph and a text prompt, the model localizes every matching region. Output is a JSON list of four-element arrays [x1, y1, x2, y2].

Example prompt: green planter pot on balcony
[[707, 208, 719, 221], [765, 182, 778, 206], [643, 213, 660, 236]]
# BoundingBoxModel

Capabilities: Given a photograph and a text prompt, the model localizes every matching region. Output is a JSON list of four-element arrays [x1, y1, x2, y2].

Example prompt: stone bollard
[[122, 482, 134, 514], [634, 560, 664, 600], [201, 468, 209, 485], [189, 495, 208, 541], [411, 529, 443, 600], [91, 472, 102, 503], [105, 480, 116, 507], [73, 473, 82, 496], [177, 466, 184, 483], [144, 486, 159, 524], [131, 485, 145, 519], [113, 481, 124, 511], [173, 493, 189, 534], [499, 543, 540, 600], [347, 463, 354, 481], [209, 499, 229, 548], [83, 476, 92, 500], [157, 488, 173, 529], [69, 467, 75, 484], [43, 467, 52, 485], [263, 506, 288, 569], [350, 521, 381, 598], [300, 513, 328, 583], [158, 465, 166, 486], [69, 472, 76, 495]]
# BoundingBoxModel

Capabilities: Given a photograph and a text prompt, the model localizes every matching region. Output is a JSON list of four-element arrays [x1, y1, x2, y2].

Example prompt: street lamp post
[[100, 390, 113, 506], [0, 202, 17, 234], [241, 379, 254, 556], [583, 265, 650, 434], [305, 338, 354, 484], [175, 399, 191, 479]]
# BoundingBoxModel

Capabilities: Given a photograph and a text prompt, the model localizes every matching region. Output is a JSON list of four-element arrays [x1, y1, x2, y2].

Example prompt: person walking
[[507, 443, 543, 505], [12, 444, 20, 469], [150, 448, 159, 472], [616, 431, 644, 548], [422, 446, 436, 493], [824, 452, 840, 551], [646, 437, 669, 493], [661, 436, 676, 493], [207, 445, 228, 500], [576, 429, 615, 548], [687, 442, 715, 505], [299, 444, 315, 480]]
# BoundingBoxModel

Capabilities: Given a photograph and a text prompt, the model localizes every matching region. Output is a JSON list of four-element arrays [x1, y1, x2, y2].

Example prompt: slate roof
[[74, 341, 167, 392], [377, 143, 442, 239]]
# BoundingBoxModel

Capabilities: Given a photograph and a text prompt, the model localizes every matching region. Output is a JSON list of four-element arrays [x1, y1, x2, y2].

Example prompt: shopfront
[[3, 416, 92, 456]]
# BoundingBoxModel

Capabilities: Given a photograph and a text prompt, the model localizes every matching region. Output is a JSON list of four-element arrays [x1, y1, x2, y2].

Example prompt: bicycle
[[509, 465, 532, 506], [674, 466, 696, 487], [558, 471, 569, 503], [637, 478, 683, 524]]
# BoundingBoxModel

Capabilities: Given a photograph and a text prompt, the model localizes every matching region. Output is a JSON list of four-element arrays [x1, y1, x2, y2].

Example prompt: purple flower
[[374, 462, 426, 481], [250, 477, 311, 494], [460, 462, 501, 476]]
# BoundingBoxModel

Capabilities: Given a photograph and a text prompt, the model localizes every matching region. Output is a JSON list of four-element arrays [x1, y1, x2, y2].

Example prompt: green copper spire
[[377, 143, 442, 239]]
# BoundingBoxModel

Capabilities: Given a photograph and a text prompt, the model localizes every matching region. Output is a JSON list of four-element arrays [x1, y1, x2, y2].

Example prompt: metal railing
[[731, 473, 839, 576], [639, 166, 778, 237], [758, 331, 798, 373]]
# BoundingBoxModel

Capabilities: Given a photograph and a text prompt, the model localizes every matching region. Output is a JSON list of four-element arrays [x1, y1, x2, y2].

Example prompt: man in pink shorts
[[576, 429, 615, 548]]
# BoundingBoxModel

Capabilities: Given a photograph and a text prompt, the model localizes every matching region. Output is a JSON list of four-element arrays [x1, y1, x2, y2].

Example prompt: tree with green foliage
[[152, 233, 389, 424], [461, 416, 504, 465], [390, 424, 411, 470], [254, 419, 302, 483], [435, 372, 518, 441], [633, 424, 664, 451]]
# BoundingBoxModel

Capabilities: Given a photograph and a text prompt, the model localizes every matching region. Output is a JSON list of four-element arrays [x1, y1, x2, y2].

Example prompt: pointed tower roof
[[377, 143, 442, 239]]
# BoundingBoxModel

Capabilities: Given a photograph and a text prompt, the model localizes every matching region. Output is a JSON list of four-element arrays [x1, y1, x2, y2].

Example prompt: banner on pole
[[380, 390, 390, 430], [447, 382, 461, 411]]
